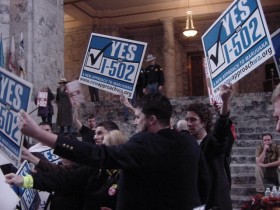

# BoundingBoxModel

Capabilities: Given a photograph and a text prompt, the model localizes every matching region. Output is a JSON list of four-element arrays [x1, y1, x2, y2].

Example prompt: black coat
[[54, 128, 210, 210], [33, 164, 119, 210], [200, 115, 233, 210]]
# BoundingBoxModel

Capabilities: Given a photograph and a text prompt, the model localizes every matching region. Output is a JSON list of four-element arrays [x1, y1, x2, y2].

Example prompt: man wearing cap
[[144, 54, 165, 94], [56, 77, 73, 135]]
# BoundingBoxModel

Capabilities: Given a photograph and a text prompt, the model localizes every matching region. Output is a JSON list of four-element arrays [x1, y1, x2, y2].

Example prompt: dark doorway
[[188, 52, 206, 96]]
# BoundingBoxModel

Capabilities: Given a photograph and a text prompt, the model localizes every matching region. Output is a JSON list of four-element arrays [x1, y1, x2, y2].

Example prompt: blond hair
[[103, 130, 128, 146], [272, 84, 280, 103]]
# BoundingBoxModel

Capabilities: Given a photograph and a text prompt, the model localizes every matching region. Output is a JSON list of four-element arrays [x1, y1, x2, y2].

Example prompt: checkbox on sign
[[85, 48, 104, 70], [208, 42, 224, 73]]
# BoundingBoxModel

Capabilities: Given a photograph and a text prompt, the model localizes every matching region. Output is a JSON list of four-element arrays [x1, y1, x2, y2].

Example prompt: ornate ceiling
[[63, 0, 280, 36]]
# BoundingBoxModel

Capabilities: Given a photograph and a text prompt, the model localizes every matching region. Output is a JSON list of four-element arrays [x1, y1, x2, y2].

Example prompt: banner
[[203, 58, 222, 105], [66, 80, 85, 105], [12, 160, 40, 210], [40, 148, 61, 164], [37, 91, 48, 107], [18, 33, 26, 79], [0, 169, 20, 210], [0, 34, 4, 68], [271, 28, 280, 77], [202, 0, 274, 94], [0, 67, 33, 168], [9, 35, 17, 74], [79, 33, 147, 99]]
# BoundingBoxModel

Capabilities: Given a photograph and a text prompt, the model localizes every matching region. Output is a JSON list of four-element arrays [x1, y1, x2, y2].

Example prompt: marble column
[[160, 17, 176, 97], [9, 0, 64, 94], [0, 0, 10, 69]]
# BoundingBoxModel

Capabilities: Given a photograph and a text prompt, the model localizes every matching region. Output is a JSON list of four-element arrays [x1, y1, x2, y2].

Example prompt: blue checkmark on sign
[[208, 22, 225, 73], [90, 42, 113, 65], [85, 42, 113, 70]]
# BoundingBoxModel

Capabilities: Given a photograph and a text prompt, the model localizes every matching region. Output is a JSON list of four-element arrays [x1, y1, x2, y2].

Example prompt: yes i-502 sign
[[202, 0, 274, 94], [79, 33, 147, 99]]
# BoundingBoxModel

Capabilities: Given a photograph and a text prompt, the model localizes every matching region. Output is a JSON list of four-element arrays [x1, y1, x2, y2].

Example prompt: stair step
[[231, 194, 255, 209], [231, 155, 255, 164], [230, 164, 255, 174], [231, 147, 255, 156], [231, 173, 255, 185], [234, 140, 263, 147], [236, 126, 277, 133], [231, 184, 256, 195]]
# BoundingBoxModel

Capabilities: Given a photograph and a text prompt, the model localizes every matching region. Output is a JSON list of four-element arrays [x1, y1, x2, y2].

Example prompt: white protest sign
[[202, 0, 274, 94], [0, 67, 33, 168], [203, 58, 222, 105], [40, 148, 61, 164], [12, 160, 40, 210], [66, 80, 85, 105], [0, 169, 20, 210], [0, 152, 10, 165], [29, 144, 61, 164], [79, 33, 147, 99], [37, 91, 48, 107], [271, 28, 280, 77]]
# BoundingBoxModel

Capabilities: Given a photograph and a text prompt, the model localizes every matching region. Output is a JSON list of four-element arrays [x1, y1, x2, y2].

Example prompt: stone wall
[[0, 0, 10, 68], [3, 0, 64, 95]]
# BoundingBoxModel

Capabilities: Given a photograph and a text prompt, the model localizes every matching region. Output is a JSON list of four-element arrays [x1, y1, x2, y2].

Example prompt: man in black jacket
[[16, 93, 210, 210], [186, 84, 233, 210]]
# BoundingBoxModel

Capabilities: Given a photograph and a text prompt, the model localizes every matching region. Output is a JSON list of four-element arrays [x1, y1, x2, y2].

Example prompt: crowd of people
[[4, 53, 280, 210]]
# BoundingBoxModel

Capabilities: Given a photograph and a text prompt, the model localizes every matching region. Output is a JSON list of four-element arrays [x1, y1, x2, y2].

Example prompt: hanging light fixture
[[183, 0, 198, 37]]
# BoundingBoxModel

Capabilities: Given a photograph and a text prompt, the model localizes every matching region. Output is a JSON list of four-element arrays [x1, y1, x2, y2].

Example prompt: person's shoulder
[[131, 131, 156, 139]]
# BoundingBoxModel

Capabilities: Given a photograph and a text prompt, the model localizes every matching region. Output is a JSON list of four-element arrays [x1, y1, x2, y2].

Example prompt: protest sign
[[203, 58, 222, 105], [0, 169, 20, 210], [271, 28, 280, 77], [40, 148, 60, 164], [12, 160, 40, 210], [66, 80, 85, 105], [28, 145, 60, 209], [202, 0, 274, 94], [36, 91, 48, 107], [0, 67, 33, 168], [79, 33, 147, 99], [0, 152, 10, 165]]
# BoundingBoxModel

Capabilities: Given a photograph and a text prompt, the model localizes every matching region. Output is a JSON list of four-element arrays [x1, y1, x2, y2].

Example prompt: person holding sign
[[16, 93, 210, 210], [144, 54, 165, 94], [186, 84, 233, 210], [35, 86, 54, 127], [6, 124, 124, 210]]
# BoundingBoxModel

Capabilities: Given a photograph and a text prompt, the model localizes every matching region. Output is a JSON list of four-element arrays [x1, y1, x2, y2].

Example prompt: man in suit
[[16, 93, 210, 210], [186, 84, 233, 210]]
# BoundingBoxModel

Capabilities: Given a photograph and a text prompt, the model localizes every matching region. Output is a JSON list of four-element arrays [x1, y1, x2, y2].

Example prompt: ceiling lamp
[[183, 0, 198, 37]]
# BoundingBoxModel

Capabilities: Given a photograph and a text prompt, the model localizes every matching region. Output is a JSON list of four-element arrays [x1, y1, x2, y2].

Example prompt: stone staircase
[[75, 91, 278, 209], [229, 92, 280, 209]]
